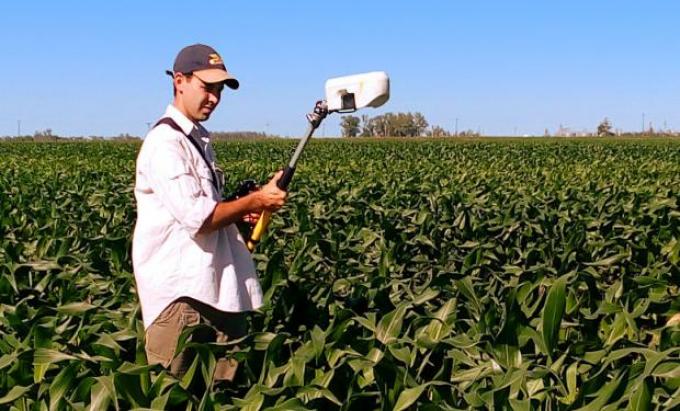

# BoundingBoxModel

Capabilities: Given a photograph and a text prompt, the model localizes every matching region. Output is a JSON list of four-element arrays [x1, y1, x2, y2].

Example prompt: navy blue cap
[[166, 44, 239, 89]]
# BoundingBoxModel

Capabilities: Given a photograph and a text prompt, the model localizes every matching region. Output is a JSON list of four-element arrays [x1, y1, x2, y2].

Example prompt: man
[[132, 44, 286, 382]]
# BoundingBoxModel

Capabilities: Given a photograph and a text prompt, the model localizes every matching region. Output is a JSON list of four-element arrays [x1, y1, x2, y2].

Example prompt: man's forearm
[[198, 196, 254, 235]]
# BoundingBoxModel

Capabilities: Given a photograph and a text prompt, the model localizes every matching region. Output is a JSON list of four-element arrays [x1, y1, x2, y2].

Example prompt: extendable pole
[[247, 101, 329, 252]]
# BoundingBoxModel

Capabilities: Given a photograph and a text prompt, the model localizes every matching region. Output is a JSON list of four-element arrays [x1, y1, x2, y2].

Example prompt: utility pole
[[642, 113, 645, 134], [17, 120, 21, 137], [455, 118, 459, 136]]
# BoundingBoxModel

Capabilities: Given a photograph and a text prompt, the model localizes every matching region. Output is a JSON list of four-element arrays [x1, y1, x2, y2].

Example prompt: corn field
[[1, 138, 679, 410]]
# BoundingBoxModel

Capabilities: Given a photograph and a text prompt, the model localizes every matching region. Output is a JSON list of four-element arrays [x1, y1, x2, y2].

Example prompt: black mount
[[306, 100, 329, 129]]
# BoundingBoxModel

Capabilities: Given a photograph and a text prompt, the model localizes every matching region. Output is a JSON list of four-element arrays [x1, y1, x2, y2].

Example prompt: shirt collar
[[164, 104, 209, 139]]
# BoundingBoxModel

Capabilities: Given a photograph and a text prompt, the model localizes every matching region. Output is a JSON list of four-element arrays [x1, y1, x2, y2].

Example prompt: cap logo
[[208, 53, 223, 65]]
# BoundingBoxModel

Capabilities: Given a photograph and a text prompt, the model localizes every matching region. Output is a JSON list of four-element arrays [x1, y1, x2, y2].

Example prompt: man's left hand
[[243, 212, 260, 226]]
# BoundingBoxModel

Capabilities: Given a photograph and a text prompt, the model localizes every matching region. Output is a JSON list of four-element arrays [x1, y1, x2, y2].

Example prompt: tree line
[[1, 129, 281, 142], [339, 112, 474, 138]]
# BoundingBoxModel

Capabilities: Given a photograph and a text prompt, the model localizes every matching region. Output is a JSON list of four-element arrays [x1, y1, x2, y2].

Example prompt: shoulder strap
[[154, 117, 218, 191]]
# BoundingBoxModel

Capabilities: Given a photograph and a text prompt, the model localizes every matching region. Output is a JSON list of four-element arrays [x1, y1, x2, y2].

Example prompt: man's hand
[[242, 212, 260, 226], [199, 171, 287, 235], [247, 170, 287, 213]]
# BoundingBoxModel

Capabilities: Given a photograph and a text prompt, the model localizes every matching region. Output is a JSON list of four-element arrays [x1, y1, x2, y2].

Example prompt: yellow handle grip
[[247, 210, 272, 252]]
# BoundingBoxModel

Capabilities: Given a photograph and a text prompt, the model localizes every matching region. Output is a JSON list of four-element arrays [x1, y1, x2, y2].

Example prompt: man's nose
[[208, 91, 220, 104]]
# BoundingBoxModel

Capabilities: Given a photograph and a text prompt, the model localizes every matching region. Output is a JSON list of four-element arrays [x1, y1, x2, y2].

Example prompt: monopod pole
[[247, 101, 328, 251]]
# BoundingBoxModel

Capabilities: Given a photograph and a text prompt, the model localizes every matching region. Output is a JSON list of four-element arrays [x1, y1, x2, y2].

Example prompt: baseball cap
[[166, 44, 239, 89]]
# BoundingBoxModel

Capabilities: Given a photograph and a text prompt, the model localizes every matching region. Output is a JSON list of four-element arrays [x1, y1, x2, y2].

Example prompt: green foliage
[[1, 138, 679, 409]]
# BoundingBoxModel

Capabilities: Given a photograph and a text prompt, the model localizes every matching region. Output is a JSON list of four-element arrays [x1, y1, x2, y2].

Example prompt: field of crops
[[1, 138, 679, 410]]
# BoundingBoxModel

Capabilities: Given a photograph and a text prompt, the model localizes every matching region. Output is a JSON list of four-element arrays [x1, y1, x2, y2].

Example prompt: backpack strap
[[154, 117, 218, 191]]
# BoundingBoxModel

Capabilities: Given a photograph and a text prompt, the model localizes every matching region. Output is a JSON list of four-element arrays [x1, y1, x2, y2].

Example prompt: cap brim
[[194, 69, 239, 89]]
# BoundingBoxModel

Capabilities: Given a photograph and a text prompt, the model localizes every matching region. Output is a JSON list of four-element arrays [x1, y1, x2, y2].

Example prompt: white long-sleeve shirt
[[132, 104, 263, 329]]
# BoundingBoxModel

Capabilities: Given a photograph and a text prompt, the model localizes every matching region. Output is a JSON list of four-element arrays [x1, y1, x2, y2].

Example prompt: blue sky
[[1, 1, 679, 137]]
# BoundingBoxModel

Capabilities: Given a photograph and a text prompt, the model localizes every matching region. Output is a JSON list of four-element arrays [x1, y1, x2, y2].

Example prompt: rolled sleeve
[[147, 143, 218, 238]]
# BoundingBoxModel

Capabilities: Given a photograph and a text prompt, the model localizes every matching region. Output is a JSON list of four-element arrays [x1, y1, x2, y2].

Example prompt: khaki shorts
[[144, 297, 248, 382]]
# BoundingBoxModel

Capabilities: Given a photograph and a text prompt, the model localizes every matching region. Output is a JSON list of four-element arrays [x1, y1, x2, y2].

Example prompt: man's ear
[[174, 73, 184, 93]]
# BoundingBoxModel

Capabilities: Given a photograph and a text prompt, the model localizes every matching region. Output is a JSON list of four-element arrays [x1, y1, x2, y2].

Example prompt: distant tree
[[360, 114, 371, 137], [412, 112, 428, 136], [367, 114, 390, 137], [597, 118, 615, 136], [33, 128, 60, 142], [356, 112, 433, 137], [428, 125, 450, 137], [458, 129, 480, 137], [340, 115, 361, 137], [390, 113, 409, 137], [34, 128, 53, 138]]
